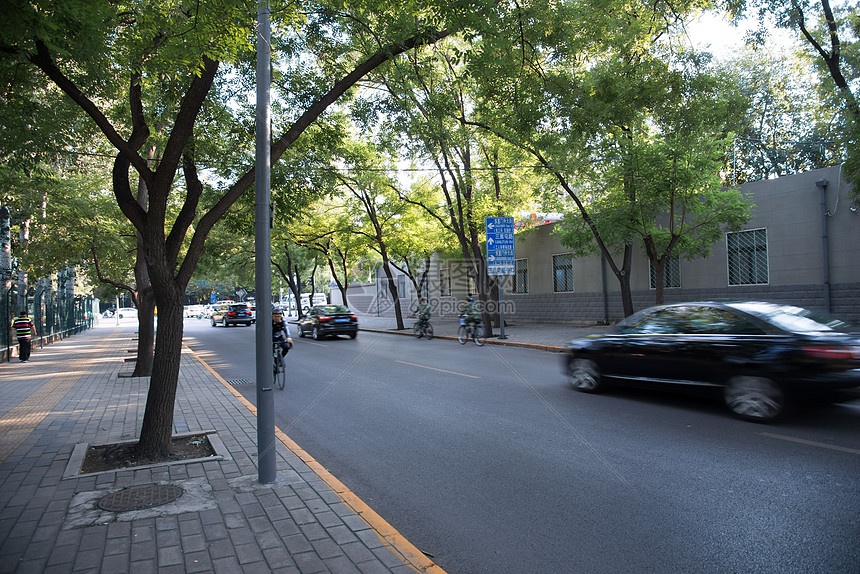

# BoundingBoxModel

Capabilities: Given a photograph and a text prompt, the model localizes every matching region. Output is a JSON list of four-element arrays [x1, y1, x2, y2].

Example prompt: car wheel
[[569, 358, 603, 393], [298, 327, 305, 338], [210, 317, 216, 327], [349, 332, 357, 339], [223, 318, 228, 327], [724, 375, 785, 422], [312, 326, 321, 341]]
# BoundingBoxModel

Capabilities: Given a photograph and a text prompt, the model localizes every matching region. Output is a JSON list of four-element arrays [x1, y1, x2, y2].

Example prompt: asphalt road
[[182, 318, 860, 574]]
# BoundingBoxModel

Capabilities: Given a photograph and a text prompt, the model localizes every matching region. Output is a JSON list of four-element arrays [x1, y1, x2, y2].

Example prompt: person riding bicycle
[[272, 308, 292, 366], [462, 294, 481, 329], [417, 297, 431, 330]]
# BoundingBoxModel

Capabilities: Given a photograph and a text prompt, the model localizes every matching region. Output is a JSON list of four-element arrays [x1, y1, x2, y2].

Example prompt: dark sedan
[[564, 301, 860, 422], [298, 305, 358, 340], [210, 303, 253, 327]]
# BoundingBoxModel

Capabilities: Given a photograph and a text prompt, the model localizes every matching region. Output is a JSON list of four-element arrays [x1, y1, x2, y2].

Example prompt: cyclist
[[463, 294, 481, 329], [417, 297, 431, 331], [272, 308, 292, 367]]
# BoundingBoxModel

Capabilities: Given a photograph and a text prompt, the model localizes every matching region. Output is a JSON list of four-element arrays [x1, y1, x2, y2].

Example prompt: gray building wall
[[505, 166, 860, 323], [343, 166, 860, 323]]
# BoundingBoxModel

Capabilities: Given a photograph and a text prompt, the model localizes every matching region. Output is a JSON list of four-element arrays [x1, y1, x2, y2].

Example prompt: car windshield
[[229, 305, 248, 312], [318, 305, 350, 314], [728, 302, 855, 333]]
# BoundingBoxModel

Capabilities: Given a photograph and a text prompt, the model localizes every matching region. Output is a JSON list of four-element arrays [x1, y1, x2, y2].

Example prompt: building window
[[727, 229, 769, 285], [514, 259, 528, 293], [439, 268, 450, 297], [397, 274, 406, 297], [649, 257, 681, 289], [552, 254, 574, 292], [467, 275, 477, 296]]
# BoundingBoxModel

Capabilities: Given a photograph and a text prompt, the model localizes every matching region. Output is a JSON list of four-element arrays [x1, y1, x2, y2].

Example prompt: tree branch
[[28, 40, 151, 177]]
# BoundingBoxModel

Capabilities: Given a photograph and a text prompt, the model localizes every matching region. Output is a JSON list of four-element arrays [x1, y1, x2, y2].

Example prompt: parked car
[[300, 293, 328, 313], [298, 305, 358, 340], [184, 305, 206, 318], [563, 301, 860, 422], [210, 303, 253, 327], [116, 307, 138, 320]]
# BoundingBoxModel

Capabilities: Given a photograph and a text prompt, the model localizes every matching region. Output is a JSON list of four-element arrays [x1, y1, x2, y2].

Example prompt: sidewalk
[[0, 318, 611, 573]]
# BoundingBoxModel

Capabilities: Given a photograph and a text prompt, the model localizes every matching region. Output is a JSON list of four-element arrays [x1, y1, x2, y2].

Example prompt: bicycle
[[457, 315, 485, 346], [413, 320, 434, 340], [273, 342, 286, 390]]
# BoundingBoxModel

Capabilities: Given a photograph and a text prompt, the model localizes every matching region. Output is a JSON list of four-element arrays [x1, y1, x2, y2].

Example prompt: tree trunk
[[135, 288, 184, 457], [131, 144, 156, 376], [619, 242, 635, 317], [653, 259, 665, 305], [380, 258, 404, 329], [132, 287, 155, 376]]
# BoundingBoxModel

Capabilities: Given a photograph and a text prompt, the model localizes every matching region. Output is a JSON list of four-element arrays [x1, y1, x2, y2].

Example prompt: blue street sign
[[485, 216, 515, 276]]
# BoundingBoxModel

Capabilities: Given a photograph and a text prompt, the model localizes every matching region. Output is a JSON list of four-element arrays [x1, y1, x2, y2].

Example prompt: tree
[[1, 0, 465, 457], [287, 203, 369, 310], [385, 187, 453, 306], [333, 143, 412, 328], [458, 2, 743, 317], [365, 38, 544, 334], [709, 42, 843, 183], [554, 50, 752, 306], [725, 0, 859, 192], [271, 242, 319, 317]]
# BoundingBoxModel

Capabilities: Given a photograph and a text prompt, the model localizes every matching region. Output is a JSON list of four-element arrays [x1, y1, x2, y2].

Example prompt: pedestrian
[[12, 310, 36, 362]]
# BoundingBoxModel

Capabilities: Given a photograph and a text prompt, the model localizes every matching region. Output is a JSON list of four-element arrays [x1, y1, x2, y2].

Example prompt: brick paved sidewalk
[[0, 324, 442, 574]]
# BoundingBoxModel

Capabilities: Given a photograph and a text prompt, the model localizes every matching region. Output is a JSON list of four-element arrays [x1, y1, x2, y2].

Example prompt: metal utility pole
[[255, 1, 276, 484]]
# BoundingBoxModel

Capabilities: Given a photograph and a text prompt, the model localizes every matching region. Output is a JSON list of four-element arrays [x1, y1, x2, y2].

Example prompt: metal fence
[[2, 286, 94, 361]]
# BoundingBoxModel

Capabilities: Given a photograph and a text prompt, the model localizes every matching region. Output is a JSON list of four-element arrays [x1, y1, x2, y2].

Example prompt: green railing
[[3, 286, 94, 361]]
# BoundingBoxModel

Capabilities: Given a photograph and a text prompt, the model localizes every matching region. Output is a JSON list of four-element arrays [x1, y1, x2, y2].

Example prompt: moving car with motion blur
[[298, 304, 358, 340], [563, 301, 860, 422]]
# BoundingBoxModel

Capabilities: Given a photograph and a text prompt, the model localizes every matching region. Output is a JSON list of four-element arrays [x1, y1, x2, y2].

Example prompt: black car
[[210, 303, 253, 327], [564, 301, 860, 422], [298, 305, 358, 340]]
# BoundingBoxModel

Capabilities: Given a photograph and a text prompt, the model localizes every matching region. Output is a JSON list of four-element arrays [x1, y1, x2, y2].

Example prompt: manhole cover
[[97, 484, 184, 512]]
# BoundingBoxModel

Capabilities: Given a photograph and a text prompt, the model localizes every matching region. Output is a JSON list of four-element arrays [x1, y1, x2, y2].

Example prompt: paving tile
[[157, 544, 184, 567], [323, 555, 363, 574], [180, 533, 207, 553], [0, 326, 445, 574], [100, 552, 130, 573], [183, 549, 213, 572], [234, 542, 266, 565]]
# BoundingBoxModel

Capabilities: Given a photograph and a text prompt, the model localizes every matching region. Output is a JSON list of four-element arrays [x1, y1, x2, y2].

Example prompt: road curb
[[359, 328, 567, 353]]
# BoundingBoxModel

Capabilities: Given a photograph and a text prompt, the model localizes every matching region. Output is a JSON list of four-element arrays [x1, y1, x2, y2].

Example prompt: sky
[[683, 10, 799, 58]]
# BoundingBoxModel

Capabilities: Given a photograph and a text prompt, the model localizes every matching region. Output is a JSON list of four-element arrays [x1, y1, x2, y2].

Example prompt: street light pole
[[255, 0, 276, 484]]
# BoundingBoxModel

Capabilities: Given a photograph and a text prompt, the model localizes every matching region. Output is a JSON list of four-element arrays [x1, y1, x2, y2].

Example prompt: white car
[[184, 305, 206, 318], [116, 307, 138, 319]]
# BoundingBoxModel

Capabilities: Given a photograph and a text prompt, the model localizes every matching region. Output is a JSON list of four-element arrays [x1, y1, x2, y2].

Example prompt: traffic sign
[[485, 216, 515, 276]]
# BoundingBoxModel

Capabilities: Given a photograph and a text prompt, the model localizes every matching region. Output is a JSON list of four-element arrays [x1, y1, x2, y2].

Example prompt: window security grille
[[553, 254, 574, 292], [727, 229, 769, 285], [649, 257, 681, 289], [514, 259, 528, 293]]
